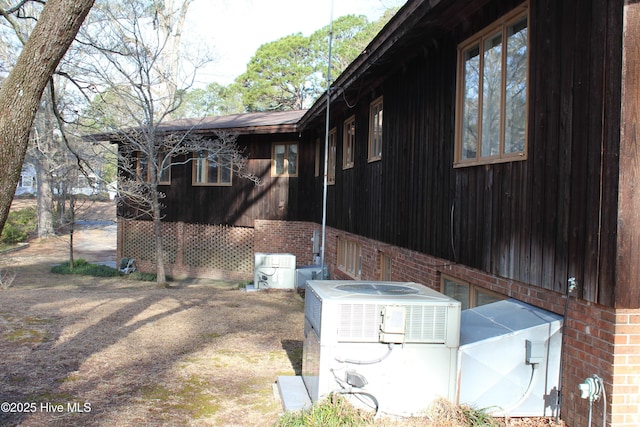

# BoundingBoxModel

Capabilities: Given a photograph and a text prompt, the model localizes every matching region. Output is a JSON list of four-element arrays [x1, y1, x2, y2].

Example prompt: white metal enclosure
[[253, 253, 296, 289], [457, 299, 563, 417], [295, 265, 324, 289], [302, 280, 461, 416]]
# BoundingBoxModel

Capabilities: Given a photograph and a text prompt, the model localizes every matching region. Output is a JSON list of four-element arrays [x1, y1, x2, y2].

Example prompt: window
[[337, 237, 362, 279], [193, 151, 232, 186], [137, 151, 171, 184], [328, 128, 337, 184], [441, 275, 504, 310], [455, 6, 528, 166], [19, 175, 34, 188], [368, 96, 383, 161], [380, 253, 392, 281], [158, 152, 171, 184], [137, 152, 149, 182], [343, 116, 355, 169], [272, 142, 298, 177]]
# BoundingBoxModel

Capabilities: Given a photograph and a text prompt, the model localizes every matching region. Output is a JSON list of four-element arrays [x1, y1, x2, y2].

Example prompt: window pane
[[381, 255, 391, 281], [338, 239, 345, 268], [443, 279, 469, 310], [344, 119, 355, 167], [159, 166, 170, 183], [504, 17, 528, 154], [373, 104, 383, 157], [159, 152, 170, 183], [369, 99, 383, 159], [138, 154, 149, 181], [476, 290, 503, 307], [195, 152, 206, 183], [274, 145, 285, 175], [287, 144, 297, 175], [328, 131, 336, 182], [220, 164, 231, 183], [482, 32, 503, 157], [208, 154, 219, 183], [461, 45, 480, 160]]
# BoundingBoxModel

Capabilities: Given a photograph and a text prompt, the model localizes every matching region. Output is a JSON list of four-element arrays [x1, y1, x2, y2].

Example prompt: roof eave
[[299, 0, 439, 130]]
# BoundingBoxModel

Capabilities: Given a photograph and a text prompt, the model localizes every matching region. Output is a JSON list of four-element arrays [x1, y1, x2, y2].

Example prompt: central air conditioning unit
[[302, 280, 461, 416], [254, 253, 296, 289]]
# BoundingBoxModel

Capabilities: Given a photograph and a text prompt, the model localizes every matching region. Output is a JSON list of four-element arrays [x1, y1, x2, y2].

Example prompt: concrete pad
[[276, 376, 312, 411]]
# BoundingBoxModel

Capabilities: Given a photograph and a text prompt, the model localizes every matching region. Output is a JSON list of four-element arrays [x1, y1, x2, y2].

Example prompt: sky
[[184, 0, 407, 86]]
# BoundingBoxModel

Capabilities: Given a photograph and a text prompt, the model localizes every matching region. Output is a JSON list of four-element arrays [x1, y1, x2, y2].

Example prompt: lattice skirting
[[118, 220, 254, 281]]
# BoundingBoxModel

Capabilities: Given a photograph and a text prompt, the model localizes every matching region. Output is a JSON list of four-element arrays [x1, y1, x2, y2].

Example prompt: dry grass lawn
[[0, 266, 305, 426]]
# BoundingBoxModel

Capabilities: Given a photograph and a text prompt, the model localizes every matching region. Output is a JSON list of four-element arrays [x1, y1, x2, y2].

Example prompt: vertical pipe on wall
[[320, 0, 334, 271]]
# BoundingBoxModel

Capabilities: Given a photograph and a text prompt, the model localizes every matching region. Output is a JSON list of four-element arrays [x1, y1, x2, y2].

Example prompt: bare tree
[[0, 0, 95, 236], [77, 0, 257, 285]]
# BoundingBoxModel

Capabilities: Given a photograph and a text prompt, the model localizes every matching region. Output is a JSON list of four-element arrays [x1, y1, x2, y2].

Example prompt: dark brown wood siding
[[155, 132, 307, 227], [305, 0, 623, 306]]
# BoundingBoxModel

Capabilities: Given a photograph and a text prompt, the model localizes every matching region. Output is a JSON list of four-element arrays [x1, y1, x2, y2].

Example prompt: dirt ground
[[1, 200, 306, 426], [0, 200, 563, 426]]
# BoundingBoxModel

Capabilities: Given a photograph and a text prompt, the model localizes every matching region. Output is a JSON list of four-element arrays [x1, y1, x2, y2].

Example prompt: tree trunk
[[36, 161, 54, 239], [68, 195, 75, 270], [0, 0, 94, 235], [153, 201, 167, 286], [35, 85, 57, 239]]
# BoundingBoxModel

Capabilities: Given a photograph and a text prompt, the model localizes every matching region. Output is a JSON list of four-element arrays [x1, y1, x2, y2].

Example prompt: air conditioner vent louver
[[305, 288, 322, 333], [338, 304, 380, 341], [405, 305, 447, 343], [336, 303, 448, 343]]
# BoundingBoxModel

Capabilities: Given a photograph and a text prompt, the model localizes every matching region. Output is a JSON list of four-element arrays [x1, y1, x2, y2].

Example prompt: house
[[112, 0, 639, 425], [113, 110, 312, 280], [15, 163, 37, 196], [15, 162, 105, 198]]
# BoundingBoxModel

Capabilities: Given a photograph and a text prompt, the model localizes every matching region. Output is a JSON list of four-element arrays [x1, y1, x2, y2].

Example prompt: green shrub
[[1, 208, 36, 244], [1, 223, 28, 244], [51, 259, 159, 282], [51, 259, 122, 277]]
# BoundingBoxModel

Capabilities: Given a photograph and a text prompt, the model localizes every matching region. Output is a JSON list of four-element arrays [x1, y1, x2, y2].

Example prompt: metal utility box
[[457, 299, 563, 417], [253, 253, 296, 289], [295, 265, 324, 289]]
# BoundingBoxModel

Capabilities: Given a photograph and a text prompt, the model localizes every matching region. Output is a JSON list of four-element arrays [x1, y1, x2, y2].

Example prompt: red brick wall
[[253, 220, 320, 266], [610, 311, 640, 426]]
